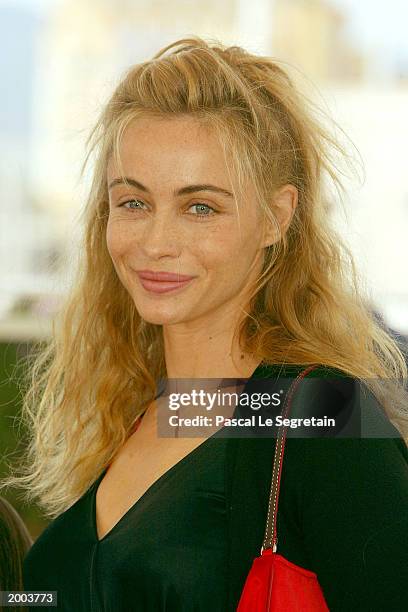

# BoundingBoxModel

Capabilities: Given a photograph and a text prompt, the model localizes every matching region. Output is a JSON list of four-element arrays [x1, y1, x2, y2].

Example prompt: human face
[[106, 115, 269, 328]]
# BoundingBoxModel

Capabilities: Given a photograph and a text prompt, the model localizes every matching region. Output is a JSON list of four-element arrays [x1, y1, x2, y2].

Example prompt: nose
[[138, 209, 183, 259]]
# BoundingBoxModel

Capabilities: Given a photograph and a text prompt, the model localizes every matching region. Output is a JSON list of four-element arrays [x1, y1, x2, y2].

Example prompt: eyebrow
[[108, 177, 234, 199]]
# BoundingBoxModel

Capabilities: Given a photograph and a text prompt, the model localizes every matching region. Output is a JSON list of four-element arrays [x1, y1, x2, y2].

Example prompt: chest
[[95, 422, 209, 540]]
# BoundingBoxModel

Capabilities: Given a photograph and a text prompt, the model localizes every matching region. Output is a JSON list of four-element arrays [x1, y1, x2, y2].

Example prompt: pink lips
[[136, 269, 196, 294]]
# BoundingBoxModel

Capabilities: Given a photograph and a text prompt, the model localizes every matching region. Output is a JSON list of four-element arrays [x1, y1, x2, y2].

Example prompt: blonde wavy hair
[[2, 36, 407, 518]]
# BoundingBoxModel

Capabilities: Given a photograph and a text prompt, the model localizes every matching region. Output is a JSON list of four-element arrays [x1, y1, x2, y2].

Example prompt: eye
[[116, 200, 217, 218], [188, 203, 216, 217], [118, 199, 147, 211]]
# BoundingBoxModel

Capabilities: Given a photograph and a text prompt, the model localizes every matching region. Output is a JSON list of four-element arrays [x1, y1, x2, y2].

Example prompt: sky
[[0, 5, 38, 140], [330, 0, 408, 65]]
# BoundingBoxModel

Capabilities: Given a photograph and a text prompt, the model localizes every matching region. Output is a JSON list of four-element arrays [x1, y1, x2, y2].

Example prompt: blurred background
[[1, 0, 407, 538]]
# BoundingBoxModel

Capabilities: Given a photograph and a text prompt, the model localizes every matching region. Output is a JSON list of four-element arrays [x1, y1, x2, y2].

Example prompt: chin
[[135, 303, 188, 326]]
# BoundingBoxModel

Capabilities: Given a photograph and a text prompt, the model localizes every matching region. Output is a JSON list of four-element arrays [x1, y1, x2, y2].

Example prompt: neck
[[162, 310, 261, 380]]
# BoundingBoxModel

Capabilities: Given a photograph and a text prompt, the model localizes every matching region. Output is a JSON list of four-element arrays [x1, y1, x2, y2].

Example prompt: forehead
[[106, 115, 228, 180]]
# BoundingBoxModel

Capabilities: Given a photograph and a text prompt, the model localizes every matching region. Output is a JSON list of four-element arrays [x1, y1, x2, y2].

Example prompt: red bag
[[237, 365, 330, 611]]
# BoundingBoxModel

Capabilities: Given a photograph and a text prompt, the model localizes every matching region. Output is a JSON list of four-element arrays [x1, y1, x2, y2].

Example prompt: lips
[[136, 270, 195, 282], [136, 270, 196, 294]]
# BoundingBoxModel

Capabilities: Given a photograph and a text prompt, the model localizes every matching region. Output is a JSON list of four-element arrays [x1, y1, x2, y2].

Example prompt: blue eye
[[117, 200, 216, 218], [119, 199, 146, 211], [189, 203, 215, 217]]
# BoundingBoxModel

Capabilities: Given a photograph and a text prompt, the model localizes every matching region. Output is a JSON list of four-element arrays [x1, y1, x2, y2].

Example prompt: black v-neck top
[[23, 364, 408, 611], [24, 430, 228, 611]]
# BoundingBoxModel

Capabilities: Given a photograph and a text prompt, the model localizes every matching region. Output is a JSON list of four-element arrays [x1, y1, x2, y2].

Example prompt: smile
[[136, 275, 195, 294]]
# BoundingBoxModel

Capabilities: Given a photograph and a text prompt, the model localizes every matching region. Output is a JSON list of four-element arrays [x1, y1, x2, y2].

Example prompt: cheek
[[106, 220, 132, 260], [191, 231, 236, 269], [200, 230, 258, 270]]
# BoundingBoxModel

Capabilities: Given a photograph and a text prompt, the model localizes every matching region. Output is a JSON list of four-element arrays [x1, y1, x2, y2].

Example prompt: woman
[[2, 37, 408, 611], [0, 497, 32, 612]]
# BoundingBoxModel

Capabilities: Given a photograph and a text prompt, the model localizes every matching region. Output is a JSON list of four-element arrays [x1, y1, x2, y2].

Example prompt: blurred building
[[272, 0, 365, 83]]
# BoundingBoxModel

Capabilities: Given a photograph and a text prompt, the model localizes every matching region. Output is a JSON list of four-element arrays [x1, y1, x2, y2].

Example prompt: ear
[[261, 184, 298, 248]]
